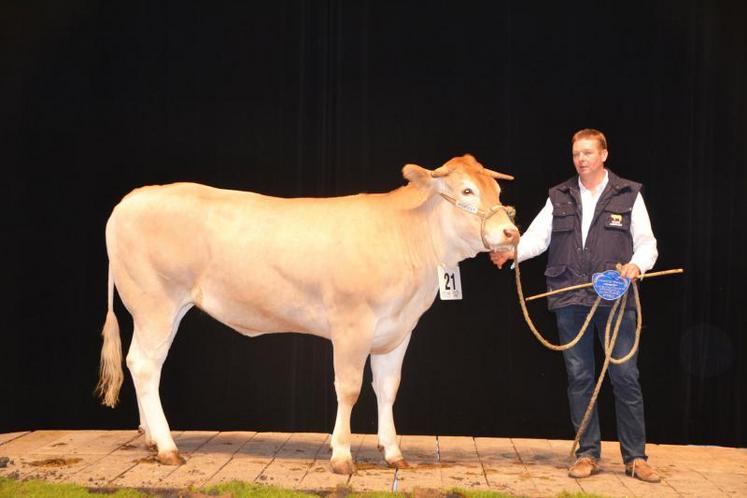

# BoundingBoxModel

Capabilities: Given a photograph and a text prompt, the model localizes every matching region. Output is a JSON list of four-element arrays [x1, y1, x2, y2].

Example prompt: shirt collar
[[578, 169, 609, 197]]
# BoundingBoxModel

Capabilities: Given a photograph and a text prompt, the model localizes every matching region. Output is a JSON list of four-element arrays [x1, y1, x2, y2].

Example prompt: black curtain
[[1, 0, 745, 448]]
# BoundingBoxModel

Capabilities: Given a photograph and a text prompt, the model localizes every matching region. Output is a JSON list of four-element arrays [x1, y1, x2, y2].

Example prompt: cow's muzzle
[[439, 193, 518, 251]]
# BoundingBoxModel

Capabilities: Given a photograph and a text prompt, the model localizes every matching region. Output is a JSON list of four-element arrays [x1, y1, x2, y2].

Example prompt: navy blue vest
[[546, 170, 641, 310]]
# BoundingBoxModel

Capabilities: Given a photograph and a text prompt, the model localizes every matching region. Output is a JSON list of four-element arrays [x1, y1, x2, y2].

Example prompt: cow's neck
[[428, 196, 481, 266], [386, 186, 479, 269]]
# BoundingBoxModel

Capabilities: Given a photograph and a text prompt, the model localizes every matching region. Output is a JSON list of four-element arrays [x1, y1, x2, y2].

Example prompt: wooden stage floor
[[1, 430, 745, 497]]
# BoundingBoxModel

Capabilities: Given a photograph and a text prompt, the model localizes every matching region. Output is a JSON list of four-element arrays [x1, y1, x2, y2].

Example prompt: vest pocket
[[544, 265, 567, 278], [552, 213, 575, 232], [602, 205, 631, 231]]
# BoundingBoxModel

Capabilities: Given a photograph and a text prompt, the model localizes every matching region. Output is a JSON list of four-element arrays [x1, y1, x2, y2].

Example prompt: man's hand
[[619, 263, 641, 280], [490, 249, 516, 269]]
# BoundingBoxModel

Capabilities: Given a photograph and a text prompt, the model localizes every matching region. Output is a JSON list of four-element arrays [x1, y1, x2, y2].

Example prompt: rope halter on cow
[[438, 192, 516, 251], [432, 166, 517, 252]]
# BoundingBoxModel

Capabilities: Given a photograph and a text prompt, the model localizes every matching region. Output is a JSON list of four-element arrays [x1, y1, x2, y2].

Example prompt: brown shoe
[[568, 457, 600, 478], [625, 458, 661, 483]]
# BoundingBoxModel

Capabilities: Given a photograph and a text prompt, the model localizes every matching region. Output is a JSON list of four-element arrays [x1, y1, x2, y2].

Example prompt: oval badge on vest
[[592, 270, 630, 301]]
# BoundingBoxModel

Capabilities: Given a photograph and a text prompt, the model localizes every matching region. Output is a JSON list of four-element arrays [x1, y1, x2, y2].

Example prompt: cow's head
[[403, 154, 519, 254]]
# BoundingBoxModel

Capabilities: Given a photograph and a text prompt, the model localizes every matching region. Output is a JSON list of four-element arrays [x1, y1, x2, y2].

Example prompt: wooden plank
[[474, 436, 539, 497], [437, 436, 488, 489], [636, 443, 731, 497], [0, 430, 73, 456], [662, 472, 729, 498], [345, 434, 395, 493], [298, 434, 365, 492], [0, 432, 30, 447], [548, 439, 637, 498], [112, 431, 217, 488], [108, 433, 154, 458], [31, 431, 143, 485], [0, 431, 76, 480], [8, 454, 100, 483], [649, 442, 744, 475], [513, 438, 583, 497], [256, 432, 328, 488], [71, 433, 158, 486], [205, 432, 290, 485], [33, 430, 139, 456], [144, 431, 255, 488], [704, 473, 747, 497], [172, 431, 220, 455], [1, 430, 743, 496], [395, 435, 441, 492], [0, 430, 141, 484]]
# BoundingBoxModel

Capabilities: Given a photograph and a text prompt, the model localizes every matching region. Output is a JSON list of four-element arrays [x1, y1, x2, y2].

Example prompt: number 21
[[444, 272, 456, 290]]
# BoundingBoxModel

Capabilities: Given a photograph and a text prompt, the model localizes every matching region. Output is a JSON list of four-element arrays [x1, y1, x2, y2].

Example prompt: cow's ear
[[402, 163, 433, 187]]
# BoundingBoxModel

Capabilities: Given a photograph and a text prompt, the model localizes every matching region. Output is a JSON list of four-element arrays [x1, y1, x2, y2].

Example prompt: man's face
[[572, 138, 608, 180]]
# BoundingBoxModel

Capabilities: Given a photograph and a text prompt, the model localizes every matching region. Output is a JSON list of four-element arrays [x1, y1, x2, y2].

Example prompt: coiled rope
[[513, 260, 642, 460]]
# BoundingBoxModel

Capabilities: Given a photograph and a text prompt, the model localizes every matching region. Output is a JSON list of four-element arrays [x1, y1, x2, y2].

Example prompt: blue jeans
[[555, 305, 647, 464]]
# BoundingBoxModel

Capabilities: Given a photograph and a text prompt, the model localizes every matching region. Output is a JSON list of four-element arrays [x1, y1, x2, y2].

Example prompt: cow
[[96, 154, 519, 474]]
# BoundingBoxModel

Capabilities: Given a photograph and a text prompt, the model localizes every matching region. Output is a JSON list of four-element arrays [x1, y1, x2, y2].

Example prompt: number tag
[[438, 264, 463, 300]]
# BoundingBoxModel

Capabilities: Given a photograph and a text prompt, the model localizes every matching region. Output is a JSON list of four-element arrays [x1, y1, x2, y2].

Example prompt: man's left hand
[[619, 263, 641, 280]]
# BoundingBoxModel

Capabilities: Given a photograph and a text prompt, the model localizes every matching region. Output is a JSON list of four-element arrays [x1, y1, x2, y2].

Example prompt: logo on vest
[[608, 213, 623, 227]]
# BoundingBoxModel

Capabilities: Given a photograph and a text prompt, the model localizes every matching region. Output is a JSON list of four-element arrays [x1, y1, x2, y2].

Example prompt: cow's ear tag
[[591, 270, 630, 301], [438, 264, 463, 300]]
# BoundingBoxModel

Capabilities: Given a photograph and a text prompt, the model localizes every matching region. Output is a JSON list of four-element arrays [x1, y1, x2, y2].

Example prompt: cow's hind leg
[[371, 333, 411, 469], [135, 393, 156, 451], [127, 303, 191, 465], [330, 332, 371, 475]]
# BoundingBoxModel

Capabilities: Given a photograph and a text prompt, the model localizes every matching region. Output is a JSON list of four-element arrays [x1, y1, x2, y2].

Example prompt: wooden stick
[[524, 268, 684, 302]]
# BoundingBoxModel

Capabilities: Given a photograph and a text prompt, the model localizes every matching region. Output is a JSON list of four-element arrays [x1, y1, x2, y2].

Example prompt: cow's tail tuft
[[96, 264, 123, 408]]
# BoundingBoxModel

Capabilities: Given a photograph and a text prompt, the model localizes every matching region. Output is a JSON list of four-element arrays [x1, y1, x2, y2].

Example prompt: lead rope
[[513, 260, 643, 461]]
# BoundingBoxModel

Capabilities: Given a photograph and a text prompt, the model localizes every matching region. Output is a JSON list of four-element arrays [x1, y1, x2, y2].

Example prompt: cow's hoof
[[157, 451, 186, 465], [387, 458, 410, 469], [330, 458, 356, 475], [146, 442, 157, 452]]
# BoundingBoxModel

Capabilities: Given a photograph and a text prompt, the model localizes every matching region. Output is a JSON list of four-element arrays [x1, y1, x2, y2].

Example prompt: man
[[491, 129, 660, 482]]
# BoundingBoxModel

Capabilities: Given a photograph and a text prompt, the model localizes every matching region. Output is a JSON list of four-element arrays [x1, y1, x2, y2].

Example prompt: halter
[[439, 192, 516, 251]]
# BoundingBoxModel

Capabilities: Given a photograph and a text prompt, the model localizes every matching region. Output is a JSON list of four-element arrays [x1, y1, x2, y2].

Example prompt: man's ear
[[402, 163, 433, 187]]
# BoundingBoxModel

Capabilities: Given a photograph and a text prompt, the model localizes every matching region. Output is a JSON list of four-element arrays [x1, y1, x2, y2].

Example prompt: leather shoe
[[568, 457, 600, 478], [625, 458, 661, 483]]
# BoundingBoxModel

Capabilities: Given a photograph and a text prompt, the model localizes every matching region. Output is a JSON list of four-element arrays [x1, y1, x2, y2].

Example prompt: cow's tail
[[96, 264, 123, 408]]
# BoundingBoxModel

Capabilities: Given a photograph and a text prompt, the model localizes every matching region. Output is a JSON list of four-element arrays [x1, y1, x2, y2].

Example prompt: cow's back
[[105, 182, 432, 338]]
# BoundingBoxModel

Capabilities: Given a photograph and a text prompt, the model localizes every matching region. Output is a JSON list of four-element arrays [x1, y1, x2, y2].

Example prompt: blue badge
[[592, 270, 630, 301]]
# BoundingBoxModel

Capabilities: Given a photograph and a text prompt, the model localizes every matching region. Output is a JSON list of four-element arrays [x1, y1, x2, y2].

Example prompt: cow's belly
[[194, 263, 438, 352], [195, 279, 332, 339]]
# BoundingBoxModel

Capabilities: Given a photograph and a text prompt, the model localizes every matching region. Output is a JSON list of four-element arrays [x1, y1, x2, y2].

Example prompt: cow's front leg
[[371, 333, 411, 469], [330, 333, 370, 475]]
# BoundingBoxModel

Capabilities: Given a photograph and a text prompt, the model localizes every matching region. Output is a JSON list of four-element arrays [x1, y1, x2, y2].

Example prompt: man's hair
[[572, 128, 607, 150]]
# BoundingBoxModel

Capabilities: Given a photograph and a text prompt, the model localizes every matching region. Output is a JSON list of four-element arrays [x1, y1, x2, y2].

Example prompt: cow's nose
[[504, 227, 519, 244]]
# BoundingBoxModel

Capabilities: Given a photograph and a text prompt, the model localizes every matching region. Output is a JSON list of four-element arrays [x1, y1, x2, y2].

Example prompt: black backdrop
[[2, 1, 745, 449]]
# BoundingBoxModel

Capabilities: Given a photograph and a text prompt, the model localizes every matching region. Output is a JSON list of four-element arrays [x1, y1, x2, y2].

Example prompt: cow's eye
[[462, 188, 474, 196]]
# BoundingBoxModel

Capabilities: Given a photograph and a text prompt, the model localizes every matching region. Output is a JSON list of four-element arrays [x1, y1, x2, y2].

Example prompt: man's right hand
[[490, 249, 516, 269]]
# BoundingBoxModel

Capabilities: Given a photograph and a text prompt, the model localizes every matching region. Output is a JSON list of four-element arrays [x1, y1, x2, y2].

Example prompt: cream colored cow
[[97, 154, 518, 474]]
